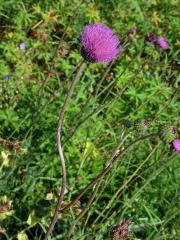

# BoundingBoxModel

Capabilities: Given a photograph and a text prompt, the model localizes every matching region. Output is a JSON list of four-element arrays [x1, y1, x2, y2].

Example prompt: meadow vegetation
[[0, 0, 179, 239]]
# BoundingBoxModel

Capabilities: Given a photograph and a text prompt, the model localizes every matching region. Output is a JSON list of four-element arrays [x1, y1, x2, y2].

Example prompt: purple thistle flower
[[172, 140, 180, 152], [19, 42, 26, 50], [5, 75, 10, 81], [147, 33, 158, 43], [157, 37, 168, 50], [81, 23, 121, 63]]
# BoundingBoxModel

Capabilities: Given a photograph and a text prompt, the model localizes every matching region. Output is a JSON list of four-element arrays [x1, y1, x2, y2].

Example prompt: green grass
[[0, 0, 179, 239]]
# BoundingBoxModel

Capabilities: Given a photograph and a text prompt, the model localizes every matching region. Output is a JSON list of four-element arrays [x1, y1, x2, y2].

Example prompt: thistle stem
[[44, 60, 86, 240], [65, 132, 158, 237], [61, 132, 157, 214]]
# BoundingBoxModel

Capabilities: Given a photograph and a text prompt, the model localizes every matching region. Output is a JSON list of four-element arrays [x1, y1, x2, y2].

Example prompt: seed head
[[111, 220, 131, 240]]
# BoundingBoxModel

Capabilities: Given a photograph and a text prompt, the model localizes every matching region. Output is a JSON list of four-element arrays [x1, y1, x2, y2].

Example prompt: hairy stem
[[44, 61, 86, 240]]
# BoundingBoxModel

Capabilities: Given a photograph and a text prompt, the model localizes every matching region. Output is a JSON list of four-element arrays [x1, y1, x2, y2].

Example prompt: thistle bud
[[158, 125, 177, 143], [122, 119, 131, 128], [134, 119, 149, 133]]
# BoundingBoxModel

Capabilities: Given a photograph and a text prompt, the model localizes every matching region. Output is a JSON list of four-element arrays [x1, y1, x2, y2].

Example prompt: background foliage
[[0, 0, 179, 239]]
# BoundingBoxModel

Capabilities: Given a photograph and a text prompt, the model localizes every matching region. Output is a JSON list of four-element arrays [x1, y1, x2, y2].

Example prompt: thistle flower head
[[134, 119, 149, 133], [172, 139, 180, 152], [157, 37, 168, 50], [81, 23, 121, 63], [147, 33, 158, 43], [158, 125, 177, 143], [111, 220, 131, 240], [146, 33, 168, 50]]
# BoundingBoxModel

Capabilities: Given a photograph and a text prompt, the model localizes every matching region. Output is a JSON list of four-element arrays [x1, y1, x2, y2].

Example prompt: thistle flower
[[19, 42, 26, 50], [172, 139, 180, 152], [146, 33, 168, 50], [134, 119, 149, 133], [111, 220, 131, 240], [81, 23, 121, 63], [157, 37, 168, 50], [147, 33, 158, 43]]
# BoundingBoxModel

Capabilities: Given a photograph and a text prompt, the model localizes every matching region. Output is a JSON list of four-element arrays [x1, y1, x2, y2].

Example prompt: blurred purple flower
[[146, 33, 169, 50], [157, 37, 168, 50], [147, 33, 158, 43], [143, 119, 149, 126], [81, 23, 121, 63], [19, 42, 26, 50], [172, 140, 180, 152], [172, 127, 177, 135], [5, 75, 10, 81], [129, 26, 137, 35]]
